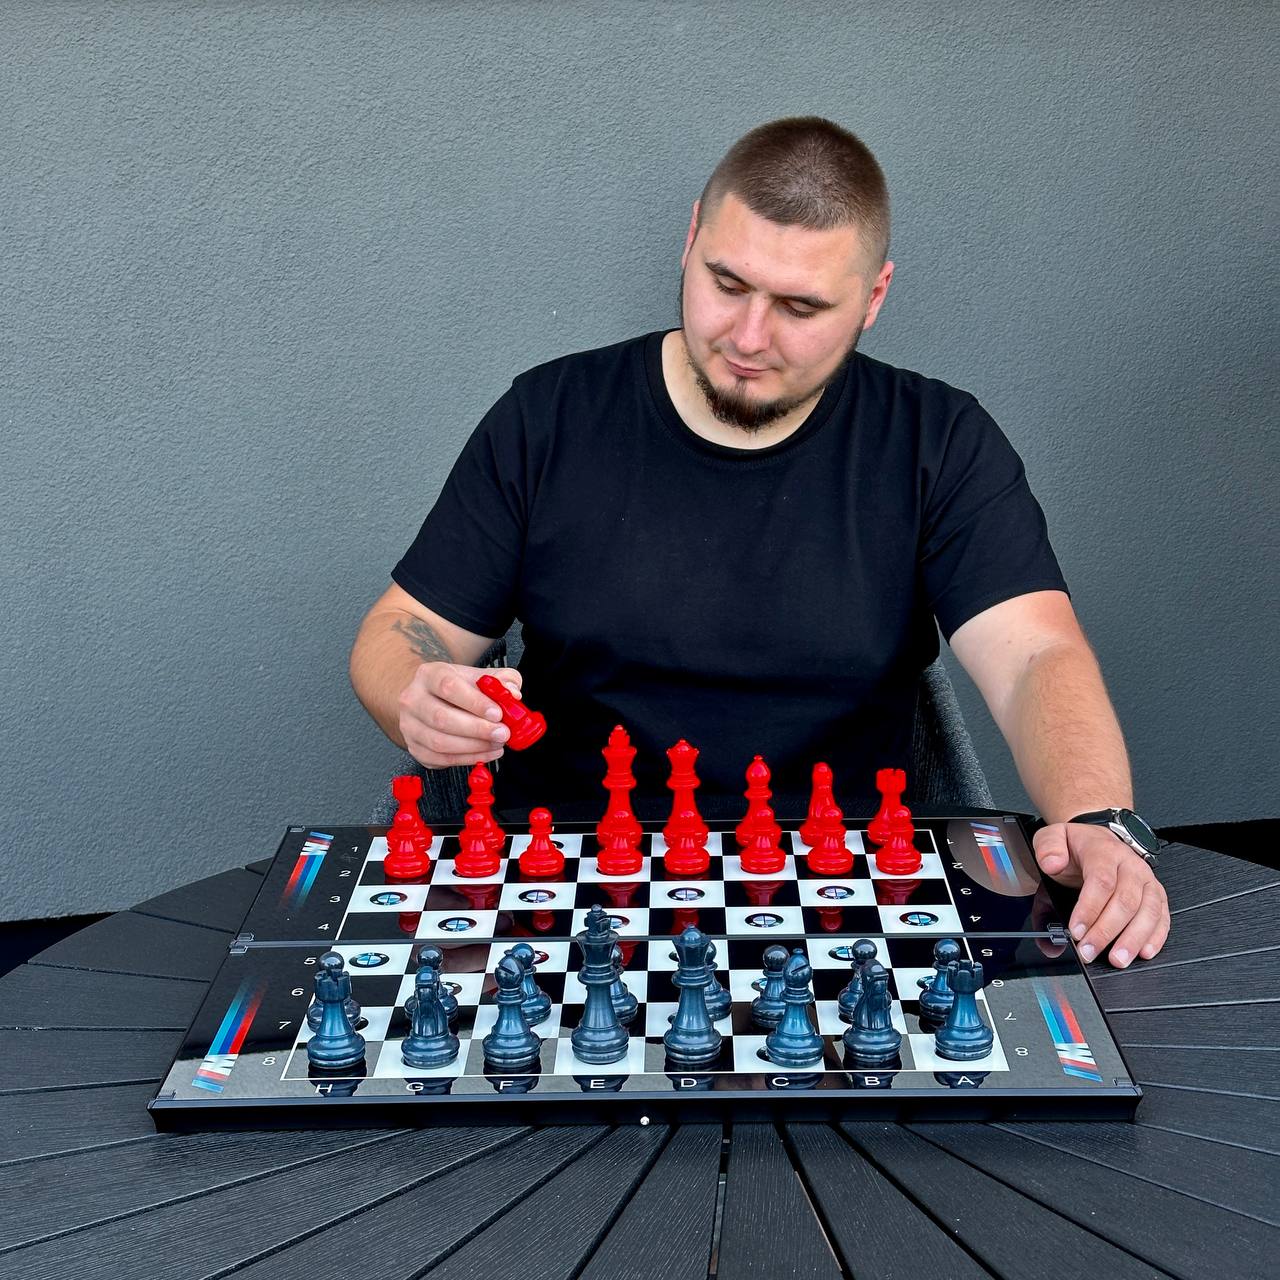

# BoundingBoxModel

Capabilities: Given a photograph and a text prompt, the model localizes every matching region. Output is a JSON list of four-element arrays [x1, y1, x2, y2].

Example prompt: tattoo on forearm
[[392, 616, 453, 663]]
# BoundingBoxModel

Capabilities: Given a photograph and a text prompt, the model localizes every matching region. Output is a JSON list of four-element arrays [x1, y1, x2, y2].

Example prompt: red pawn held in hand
[[597, 810, 643, 877], [664, 814, 710, 877], [876, 805, 923, 876], [868, 767, 908, 846], [466, 762, 505, 853], [798, 762, 836, 848], [455, 808, 501, 878], [519, 807, 565, 878], [741, 807, 787, 875], [476, 674, 547, 750], [807, 804, 854, 876]]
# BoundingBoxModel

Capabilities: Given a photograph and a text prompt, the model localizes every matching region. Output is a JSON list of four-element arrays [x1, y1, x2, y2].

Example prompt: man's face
[[679, 191, 891, 431]]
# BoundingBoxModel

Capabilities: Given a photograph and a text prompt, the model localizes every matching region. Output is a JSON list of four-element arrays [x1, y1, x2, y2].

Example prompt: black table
[[2, 840, 1277, 1279]]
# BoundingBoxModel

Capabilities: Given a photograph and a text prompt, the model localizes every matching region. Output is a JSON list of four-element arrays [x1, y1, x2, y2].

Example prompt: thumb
[[1033, 823, 1075, 881]]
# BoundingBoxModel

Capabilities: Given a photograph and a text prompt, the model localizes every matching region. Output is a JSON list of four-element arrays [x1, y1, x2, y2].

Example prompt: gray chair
[[369, 624, 992, 824]]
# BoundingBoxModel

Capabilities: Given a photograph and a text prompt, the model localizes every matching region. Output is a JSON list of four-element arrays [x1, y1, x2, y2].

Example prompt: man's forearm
[[999, 642, 1134, 824], [349, 612, 456, 747]]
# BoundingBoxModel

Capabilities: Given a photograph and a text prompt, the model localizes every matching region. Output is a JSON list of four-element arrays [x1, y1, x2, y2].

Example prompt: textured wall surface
[[3, 1, 1276, 920]]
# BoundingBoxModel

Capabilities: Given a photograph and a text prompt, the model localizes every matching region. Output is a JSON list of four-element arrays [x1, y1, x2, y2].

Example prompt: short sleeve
[[391, 386, 528, 638], [919, 397, 1069, 641]]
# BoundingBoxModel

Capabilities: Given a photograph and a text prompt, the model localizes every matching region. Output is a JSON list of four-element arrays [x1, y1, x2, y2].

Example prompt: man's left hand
[[1032, 823, 1170, 967]]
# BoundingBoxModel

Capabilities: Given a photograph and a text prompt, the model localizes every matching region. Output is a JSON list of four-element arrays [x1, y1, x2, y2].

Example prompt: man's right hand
[[397, 663, 524, 769]]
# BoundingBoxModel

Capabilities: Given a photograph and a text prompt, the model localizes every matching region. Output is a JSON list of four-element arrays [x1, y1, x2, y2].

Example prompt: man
[[349, 117, 1169, 968]]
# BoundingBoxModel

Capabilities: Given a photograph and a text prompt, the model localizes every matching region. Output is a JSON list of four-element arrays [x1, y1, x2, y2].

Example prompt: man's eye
[[783, 302, 816, 319], [713, 278, 743, 295]]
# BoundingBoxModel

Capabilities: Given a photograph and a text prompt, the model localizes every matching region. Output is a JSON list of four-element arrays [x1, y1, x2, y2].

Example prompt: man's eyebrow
[[704, 259, 835, 311]]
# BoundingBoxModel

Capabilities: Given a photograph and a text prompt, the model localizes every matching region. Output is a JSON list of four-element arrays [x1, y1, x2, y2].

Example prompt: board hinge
[[1048, 924, 1069, 948], [230, 931, 255, 955]]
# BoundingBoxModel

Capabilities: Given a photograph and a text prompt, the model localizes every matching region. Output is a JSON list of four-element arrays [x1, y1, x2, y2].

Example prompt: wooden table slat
[[128, 866, 264, 935], [1127, 888, 1280, 967], [1108, 1003, 1280, 1049], [1135, 1083, 1280, 1153], [0, 1126, 525, 1280], [791, 1123, 995, 1280], [226, 1125, 605, 1280], [1123, 1046, 1280, 1099], [910, 1123, 1279, 1280], [715, 1123, 843, 1280], [0, 1029, 180, 1092], [837, 1121, 1169, 1279], [1091, 946, 1280, 1011], [0, 964, 205, 1031], [29, 911, 232, 984], [0, 1082, 160, 1163], [422, 1123, 670, 1280], [579, 1124, 722, 1280], [994, 1120, 1280, 1225], [1154, 846, 1279, 911]]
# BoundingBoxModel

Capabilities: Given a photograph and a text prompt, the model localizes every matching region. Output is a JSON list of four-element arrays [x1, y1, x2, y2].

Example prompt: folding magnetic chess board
[[149, 816, 1141, 1128]]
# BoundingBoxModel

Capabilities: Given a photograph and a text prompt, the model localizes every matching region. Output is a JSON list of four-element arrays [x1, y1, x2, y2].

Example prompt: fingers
[[1033, 825, 1076, 884], [1108, 879, 1170, 966], [398, 663, 522, 767], [1073, 856, 1166, 966]]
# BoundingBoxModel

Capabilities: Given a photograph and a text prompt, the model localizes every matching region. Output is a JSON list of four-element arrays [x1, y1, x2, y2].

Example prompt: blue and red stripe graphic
[[192, 980, 264, 1093], [1033, 977, 1103, 1081], [970, 821, 1022, 888], [280, 831, 334, 910]]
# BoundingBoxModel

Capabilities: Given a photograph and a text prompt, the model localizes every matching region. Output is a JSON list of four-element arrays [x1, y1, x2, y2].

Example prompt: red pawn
[[868, 767, 908, 846], [664, 820, 710, 877], [876, 805, 923, 876], [466, 762, 505, 853], [455, 808, 501, 878], [806, 804, 853, 876], [798, 762, 836, 848], [597, 813, 643, 877], [476, 674, 547, 750], [741, 808, 786, 875], [383, 807, 432, 880], [519, 807, 565, 878]]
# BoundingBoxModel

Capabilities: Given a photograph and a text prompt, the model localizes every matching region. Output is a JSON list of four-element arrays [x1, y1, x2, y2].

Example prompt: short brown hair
[[699, 117, 890, 270]]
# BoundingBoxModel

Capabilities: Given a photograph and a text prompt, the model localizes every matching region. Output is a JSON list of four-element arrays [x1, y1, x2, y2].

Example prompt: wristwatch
[[1067, 808, 1163, 866]]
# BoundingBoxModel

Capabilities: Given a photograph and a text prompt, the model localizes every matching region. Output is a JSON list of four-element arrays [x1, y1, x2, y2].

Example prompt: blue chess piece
[[307, 951, 361, 1031], [917, 938, 962, 1021], [609, 944, 639, 1026], [482, 953, 543, 1070], [664, 926, 723, 1066], [413, 945, 458, 1022], [763, 949, 824, 1068], [751, 944, 789, 1028], [705, 940, 732, 1021], [306, 952, 366, 1070], [837, 938, 878, 1023], [571, 906, 630, 1064], [401, 964, 460, 1069], [841, 961, 902, 1065], [934, 960, 994, 1061], [509, 942, 552, 1025]]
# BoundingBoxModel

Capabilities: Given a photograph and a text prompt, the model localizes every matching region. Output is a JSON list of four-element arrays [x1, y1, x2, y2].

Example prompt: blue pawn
[[610, 944, 638, 1026], [401, 965, 459, 1069], [841, 961, 902, 1066], [306, 954, 366, 1070], [482, 953, 542, 1071], [705, 940, 732, 1022], [509, 942, 552, 1025], [934, 961, 994, 1062], [751, 944, 789, 1028], [917, 939, 962, 1021], [764, 949, 824, 1068], [837, 938, 878, 1023], [413, 945, 458, 1023]]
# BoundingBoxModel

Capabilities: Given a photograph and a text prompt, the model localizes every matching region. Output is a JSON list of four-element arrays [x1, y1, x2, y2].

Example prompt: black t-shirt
[[393, 331, 1067, 821]]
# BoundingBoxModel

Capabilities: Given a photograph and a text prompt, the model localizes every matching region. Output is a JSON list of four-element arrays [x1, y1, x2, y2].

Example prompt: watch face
[[1118, 809, 1160, 853]]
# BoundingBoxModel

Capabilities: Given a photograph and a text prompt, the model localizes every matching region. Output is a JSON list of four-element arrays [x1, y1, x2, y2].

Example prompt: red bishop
[[735, 755, 780, 847]]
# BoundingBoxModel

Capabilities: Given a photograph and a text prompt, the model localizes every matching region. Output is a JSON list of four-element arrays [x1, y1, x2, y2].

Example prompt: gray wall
[[3, 1, 1275, 920]]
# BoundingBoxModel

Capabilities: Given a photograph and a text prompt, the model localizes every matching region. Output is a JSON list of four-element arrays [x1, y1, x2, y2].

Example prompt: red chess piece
[[519, 807, 565, 878], [664, 822, 710, 877], [798, 762, 836, 848], [598, 817, 643, 877], [466, 762, 505, 853], [597, 726, 643, 847], [455, 809, 501, 878], [806, 804, 853, 876], [868, 767, 908, 846], [383, 808, 433, 880], [663, 740, 708, 846], [476, 674, 547, 750], [735, 755, 779, 847], [741, 808, 786, 875], [875, 805, 923, 875]]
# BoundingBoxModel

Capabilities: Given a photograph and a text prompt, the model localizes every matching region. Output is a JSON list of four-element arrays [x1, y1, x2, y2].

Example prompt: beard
[[678, 273, 864, 433]]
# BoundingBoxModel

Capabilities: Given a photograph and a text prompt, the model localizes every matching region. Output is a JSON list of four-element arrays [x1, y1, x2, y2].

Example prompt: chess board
[[149, 817, 1141, 1127]]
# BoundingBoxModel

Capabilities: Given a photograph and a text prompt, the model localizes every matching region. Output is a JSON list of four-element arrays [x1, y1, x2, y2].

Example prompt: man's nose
[[730, 297, 771, 356]]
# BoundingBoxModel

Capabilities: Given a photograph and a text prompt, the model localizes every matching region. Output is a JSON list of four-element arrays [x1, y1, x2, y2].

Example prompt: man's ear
[[681, 199, 700, 269]]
